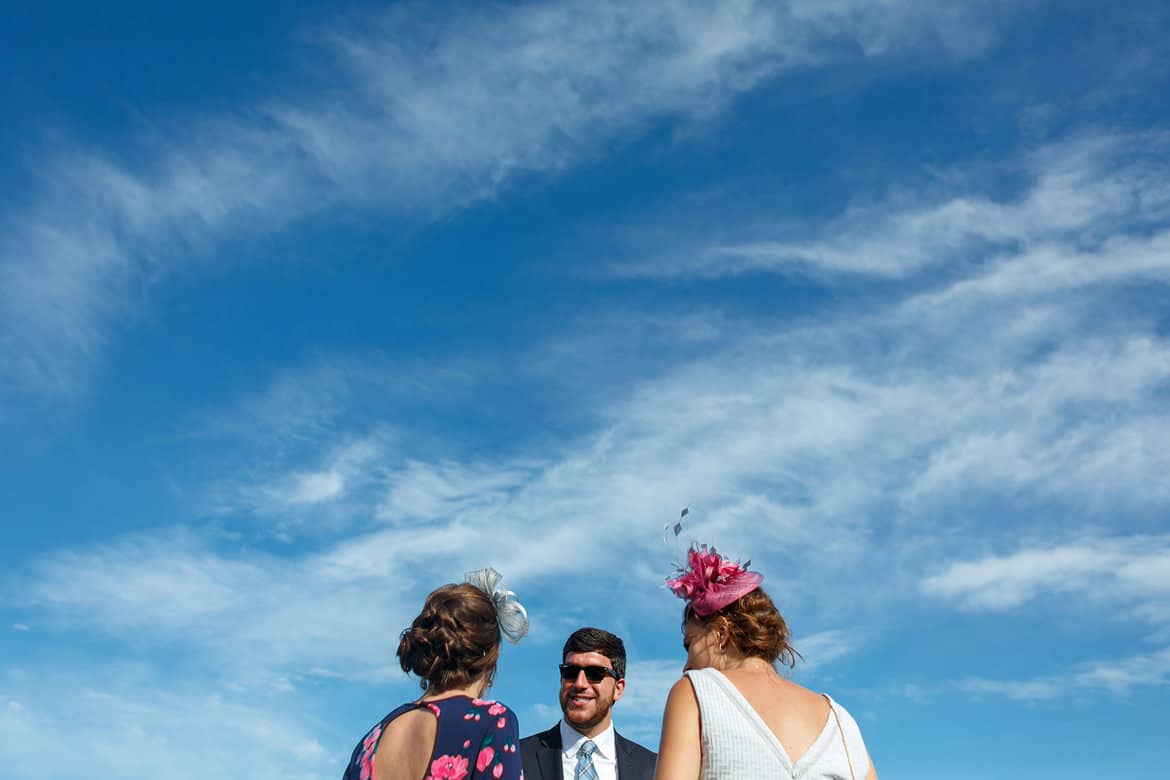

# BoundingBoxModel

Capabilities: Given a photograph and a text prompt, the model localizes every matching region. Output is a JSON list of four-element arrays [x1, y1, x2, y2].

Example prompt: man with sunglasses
[[520, 627, 656, 780]]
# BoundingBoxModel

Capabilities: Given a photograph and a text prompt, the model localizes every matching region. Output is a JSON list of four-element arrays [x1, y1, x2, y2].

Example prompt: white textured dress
[[685, 668, 870, 780]]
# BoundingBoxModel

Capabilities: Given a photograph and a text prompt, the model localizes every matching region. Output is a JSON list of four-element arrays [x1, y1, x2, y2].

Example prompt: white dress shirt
[[559, 719, 619, 780]]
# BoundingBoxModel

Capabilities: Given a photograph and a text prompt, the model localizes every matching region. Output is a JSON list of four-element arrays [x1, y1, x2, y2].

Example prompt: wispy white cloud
[[595, 136, 1170, 524], [960, 645, 1170, 701], [188, 353, 489, 529], [620, 659, 685, 720], [0, 666, 333, 780], [0, 0, 1010, 403], [18, 526, 451, 680], [0, 126, 321, 403], [921, 536, 1170, 619], [379, 459, 540, 522], [794, 629, 860, 670], [190, 358, 358, 448], [615, 133, 1170, 279], [286, 469, 347, 504], [231, 434, 388, 519], [293, 0, 1003, 206], [896, 339, 1170, 509], [612, 658, 683, 746]]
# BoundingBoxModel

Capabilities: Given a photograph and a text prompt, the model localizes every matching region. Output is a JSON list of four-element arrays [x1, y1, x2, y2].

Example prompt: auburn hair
[[685, 586, 801, 667], [397, 583, 501, 691]]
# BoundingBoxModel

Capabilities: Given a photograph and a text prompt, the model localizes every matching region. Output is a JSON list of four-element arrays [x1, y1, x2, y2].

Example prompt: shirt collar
[[559, 719, 616, 761]]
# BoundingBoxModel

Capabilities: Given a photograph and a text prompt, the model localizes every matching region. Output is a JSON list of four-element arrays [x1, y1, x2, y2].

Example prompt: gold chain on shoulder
[[823, 694, 855, 780]]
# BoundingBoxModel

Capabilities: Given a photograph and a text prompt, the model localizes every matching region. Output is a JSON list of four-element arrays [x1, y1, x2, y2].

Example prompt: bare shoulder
[[669, 674, 697, 696], [725, 670, 826, 712], [772, 674, 821, 700], [665, 675, 698, 710], [775, 676, 831, 714], [374, 708, 437, 780], [656, 676, 702, 780]]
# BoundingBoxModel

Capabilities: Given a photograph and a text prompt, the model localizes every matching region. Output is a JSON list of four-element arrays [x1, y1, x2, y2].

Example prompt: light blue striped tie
[[575, 739, 598, 780]]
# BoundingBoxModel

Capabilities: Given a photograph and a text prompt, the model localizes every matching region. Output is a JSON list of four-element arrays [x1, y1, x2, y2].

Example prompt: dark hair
[[397, 583, 501, 691], [684, 587, 801, 668], [562, 627, 627, 679]]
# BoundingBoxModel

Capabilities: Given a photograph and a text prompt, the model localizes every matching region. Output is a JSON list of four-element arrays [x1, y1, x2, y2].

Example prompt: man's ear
[[612, 677, 626, 703]]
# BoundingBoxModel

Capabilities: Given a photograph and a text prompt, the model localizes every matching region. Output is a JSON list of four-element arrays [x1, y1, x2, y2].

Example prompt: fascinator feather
[[666, 543, 762, 617], [464, 567, 529, 643]]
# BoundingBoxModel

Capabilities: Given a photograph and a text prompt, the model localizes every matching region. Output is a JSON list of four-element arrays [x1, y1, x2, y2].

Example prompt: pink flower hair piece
[[666, 543, 763, 617]]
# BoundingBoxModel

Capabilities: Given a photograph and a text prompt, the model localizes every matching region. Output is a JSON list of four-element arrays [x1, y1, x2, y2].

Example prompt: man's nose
[[574, 670, 590, 686]]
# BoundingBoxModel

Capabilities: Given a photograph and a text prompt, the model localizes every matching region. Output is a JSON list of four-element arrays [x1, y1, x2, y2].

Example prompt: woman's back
[[719, 667, 830, 764], [344, 695, 522, 780], [685, 668, 868, 779], [370, 709, 436, 780]]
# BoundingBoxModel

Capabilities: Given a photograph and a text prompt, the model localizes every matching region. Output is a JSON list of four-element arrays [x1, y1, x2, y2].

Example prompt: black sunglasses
[[559, 663, 619, 683]]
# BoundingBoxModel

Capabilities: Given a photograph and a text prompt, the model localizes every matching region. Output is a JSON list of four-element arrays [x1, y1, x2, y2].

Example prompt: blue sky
[[2, 1, 1170, 778]]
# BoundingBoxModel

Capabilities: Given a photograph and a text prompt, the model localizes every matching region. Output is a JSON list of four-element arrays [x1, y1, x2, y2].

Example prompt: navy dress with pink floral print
[[344, 695, 522, 780]]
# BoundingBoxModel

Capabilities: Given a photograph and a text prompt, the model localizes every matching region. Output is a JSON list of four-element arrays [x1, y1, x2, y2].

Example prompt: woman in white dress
[[654, 545, 877, 780]]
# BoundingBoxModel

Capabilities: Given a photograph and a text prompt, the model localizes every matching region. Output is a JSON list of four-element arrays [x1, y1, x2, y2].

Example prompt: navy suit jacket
[[519, 723, 656, 780]]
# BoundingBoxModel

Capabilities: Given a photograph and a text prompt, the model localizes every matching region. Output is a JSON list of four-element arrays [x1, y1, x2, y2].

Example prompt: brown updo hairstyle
[[397, 583, 501, 691], [685, 586, 802, 668]]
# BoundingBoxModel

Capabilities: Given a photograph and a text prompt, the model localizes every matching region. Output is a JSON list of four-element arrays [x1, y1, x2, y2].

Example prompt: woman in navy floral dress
[[344, 569, 528, 780]]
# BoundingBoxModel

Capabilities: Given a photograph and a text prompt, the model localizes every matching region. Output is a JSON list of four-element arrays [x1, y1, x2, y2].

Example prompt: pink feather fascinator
[[666, 543, 763, 617]]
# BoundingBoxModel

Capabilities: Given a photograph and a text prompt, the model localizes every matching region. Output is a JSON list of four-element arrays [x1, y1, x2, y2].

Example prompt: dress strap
[[823, 694, 855, 780]]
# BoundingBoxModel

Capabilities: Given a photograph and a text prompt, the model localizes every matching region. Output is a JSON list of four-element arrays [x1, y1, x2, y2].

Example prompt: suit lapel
[[614, 732, 628, 779], [539, 725, 564, 780]]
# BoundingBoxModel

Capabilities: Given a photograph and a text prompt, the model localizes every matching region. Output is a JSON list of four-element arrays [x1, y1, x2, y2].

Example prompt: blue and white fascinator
[[464, 567, 529, 644]]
